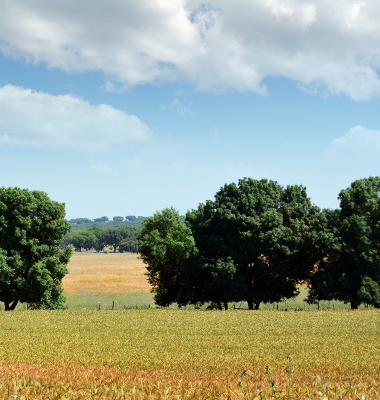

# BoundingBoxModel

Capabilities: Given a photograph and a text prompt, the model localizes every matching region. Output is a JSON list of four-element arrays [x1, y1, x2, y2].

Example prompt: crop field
[[0, 309, 379, 399], [1, 253, 379, 398]]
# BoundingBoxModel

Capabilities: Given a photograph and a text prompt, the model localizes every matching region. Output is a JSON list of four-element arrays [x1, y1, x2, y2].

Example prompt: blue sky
[[1, 0, 380, 220]]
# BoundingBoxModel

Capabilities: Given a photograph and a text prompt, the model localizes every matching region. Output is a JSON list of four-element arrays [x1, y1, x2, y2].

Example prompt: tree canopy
[[140, 179, 321, 309], [186, 178, 318, 309], [139, 208, 198, 307], [0, 187, 72, 311], [66, 226, 141, 253], [307, 177, 380, 309]]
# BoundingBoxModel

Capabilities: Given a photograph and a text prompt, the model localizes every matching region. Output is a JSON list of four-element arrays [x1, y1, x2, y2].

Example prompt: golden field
[[62, 252, 151, 293], [0, 309, 379, 399]]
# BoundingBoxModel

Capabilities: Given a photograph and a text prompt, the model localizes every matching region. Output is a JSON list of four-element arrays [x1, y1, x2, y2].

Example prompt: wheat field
[[0, 309, 379, 399], [1, 252, 379, 398]]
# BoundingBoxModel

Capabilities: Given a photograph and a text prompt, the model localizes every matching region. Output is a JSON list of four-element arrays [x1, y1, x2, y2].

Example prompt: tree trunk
[[247, 299, 254, 310], [351, 301, 359, 310], [114, 244, 117, 253], [224, 301, 228, 310], [254, 301, 260, 310], [4, 300, 19, 311], [216, 301, 222, 310]]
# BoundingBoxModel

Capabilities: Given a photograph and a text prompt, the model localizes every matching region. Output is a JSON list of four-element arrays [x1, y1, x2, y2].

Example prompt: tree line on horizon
[[63, 227, 140, 253], [139, 177, 380, 310], [69, 215, 147, 224]]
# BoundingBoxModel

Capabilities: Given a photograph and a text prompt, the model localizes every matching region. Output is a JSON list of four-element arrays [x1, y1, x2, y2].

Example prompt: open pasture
[[60, 253, 361, 311], [62, 252, 151, 293], [0, 309, 379, 399]]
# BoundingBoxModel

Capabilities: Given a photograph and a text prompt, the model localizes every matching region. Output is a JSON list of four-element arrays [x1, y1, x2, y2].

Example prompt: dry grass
[[63, 252, 151, 293]]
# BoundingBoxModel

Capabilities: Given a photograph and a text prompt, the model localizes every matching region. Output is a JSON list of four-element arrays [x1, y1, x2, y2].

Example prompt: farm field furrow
[[0, 310, 379, 399]]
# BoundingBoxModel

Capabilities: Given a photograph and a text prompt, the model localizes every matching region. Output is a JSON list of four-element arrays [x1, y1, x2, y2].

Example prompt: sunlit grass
[[62, 252, 151, 293]]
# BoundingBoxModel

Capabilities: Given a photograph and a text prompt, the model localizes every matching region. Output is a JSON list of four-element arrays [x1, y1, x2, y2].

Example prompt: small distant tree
[[102, 227, 139, 252], [125, 215, 137, 221], [69, 218, 92, 224], [69, 230, 98, 252], [93, 216, 109, 222], [119, 236, 139, 253], [358, 277, 380, 308], [70, 232, 85, 252], [0, 187, 72, 311], [113, 216, 124, 222]]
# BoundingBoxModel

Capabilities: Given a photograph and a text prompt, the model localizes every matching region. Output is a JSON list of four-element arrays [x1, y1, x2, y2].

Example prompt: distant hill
[[68, 216, 146, 231], [68, 214, 185, 232]]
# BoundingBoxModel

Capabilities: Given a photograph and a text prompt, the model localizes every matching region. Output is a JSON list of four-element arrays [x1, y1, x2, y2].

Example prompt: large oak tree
[[0, 187, 72, 310]]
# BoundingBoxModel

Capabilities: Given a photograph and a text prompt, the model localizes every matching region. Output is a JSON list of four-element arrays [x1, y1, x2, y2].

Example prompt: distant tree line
[[64, 227, 140, 253], [139, 177, 380, 310], [69, 215, 147, 224], [68, 216, 146, 231]]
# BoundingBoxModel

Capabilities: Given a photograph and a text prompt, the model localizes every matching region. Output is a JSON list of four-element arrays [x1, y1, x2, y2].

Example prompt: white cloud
[[305, 125, 380, 209], [326, 125, 380, 159], [161, 99, 195, 116], [1, 1, 380, 98], [0, 85, 152, 152]]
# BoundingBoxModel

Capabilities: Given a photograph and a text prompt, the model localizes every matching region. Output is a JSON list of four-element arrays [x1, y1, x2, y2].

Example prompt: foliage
[[68, 217, 92, 224], [0, 187, 72, 310], [94, 216, 109, 222], [358, 276, 380, 308], [68, 218, 145, 231], [139, 208, 198, 307], [64, 227, 141, 252], [186, 178, 319, 309], [119, 235, 139, 253], [69, 230, 97, 251], [113, 216, 124, 221], [103, 227, 136, 252], [308, 177, 380, 309]]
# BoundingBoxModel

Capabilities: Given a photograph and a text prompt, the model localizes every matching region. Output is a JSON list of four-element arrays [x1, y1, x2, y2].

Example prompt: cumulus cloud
[[306, 125, 380, 209], [1, 1, 380, 98], [0, 85, 152, 152], [326, 126, 380, 159]]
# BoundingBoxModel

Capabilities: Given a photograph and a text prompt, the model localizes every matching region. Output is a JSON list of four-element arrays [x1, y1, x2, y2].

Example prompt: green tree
[[0, 187, 72, 311], [103, 227, 139, 252], [113, 216, 124, 222], [69, 231, 96, 251], [139, 208, 198, 307], [119, 236, 139, 253], [307, 177, 380, 309], [358, 277, 380, 308], [69, 232, 85, 251], [94, 216, 109, 222], [92, 228, 107, 252], [187, 178, 318, 310]]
